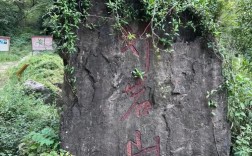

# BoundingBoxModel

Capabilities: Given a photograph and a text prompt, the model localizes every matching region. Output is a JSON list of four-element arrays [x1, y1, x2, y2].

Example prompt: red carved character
[[127, 130, 160, 156], [120, 25, 152, 121], [120, 26, 140, 57], [120, 25, 150, 71], [135, 101, 152, 117], [120, 79, 152, 121], [121, 41, 140, 57]]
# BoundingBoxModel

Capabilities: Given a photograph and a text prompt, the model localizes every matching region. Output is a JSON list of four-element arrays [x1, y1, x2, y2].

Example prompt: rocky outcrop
[[24, 80, 53, 104], [60, 2, 230, 156]]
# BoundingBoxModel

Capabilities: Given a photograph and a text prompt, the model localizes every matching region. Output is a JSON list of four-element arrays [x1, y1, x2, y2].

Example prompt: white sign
[[32, 36, 53, 51], [0, 36, 10, 51]]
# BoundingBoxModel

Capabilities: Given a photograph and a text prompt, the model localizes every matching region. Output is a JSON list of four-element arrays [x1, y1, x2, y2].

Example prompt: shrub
[[0, 81, 59, 155], [11, 53, 64, 92], [0, 53, 64, 155]]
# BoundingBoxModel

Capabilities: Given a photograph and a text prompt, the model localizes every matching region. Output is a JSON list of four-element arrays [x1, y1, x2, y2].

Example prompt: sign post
[[0, 36, 10, 52], [31, 36, 53, 54]]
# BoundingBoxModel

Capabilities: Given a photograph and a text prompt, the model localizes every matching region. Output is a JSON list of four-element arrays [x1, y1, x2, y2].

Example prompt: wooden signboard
[[32, 36, 53, 51], [0, 36, 10, 51]]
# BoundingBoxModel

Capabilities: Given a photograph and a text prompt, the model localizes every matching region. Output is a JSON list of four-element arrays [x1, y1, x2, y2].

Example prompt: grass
[[0, 62, 17, 88], [10, 52, 64, 92], [0, 52, 21, 62], [0, 32, 37, 63], [0, 80, 60, 155], [0, 42, 31, 63], [0, 52, 64, 155]]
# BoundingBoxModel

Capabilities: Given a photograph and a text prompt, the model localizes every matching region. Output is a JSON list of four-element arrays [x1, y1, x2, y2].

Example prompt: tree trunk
[[60, 1, 230, 156]]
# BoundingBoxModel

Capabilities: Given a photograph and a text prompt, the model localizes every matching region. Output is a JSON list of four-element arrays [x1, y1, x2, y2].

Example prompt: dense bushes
[[0, 0, 53, 36], [15, 53, 64, 92], [217, 1, 252, 155], [0, 0, 21, 35], [231, 0, 252, 61], [223, 57, 252, 155], [0, 53, 64, 155], [0, 81, 59, 155]]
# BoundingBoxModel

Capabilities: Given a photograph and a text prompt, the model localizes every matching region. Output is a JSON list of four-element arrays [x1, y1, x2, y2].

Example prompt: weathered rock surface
[[24, 80, 48, 92], [60, 2, 230, 156], [24, 80, 53, 104]]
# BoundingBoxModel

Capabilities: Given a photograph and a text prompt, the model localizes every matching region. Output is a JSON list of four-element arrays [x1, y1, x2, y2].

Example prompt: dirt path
[[0, 61, 19, 88], [0, 55, 30, 88], [0, 61, 18, 73]]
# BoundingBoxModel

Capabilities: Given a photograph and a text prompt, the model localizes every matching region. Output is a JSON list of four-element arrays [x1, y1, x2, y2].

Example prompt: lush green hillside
[[0, 53, 68, 155]]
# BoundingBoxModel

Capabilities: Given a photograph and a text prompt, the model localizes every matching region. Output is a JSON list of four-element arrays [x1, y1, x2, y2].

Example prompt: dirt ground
[[0, 61, 18, 88]]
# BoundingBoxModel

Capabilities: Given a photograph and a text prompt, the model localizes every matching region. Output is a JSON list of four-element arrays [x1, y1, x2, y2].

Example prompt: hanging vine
[[43, 0, 91, 55], [44, 0, 222, 54], [106, 0, 223, 52]]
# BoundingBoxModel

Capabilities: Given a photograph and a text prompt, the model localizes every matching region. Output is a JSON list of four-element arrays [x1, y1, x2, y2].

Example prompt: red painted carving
[[120, 78, 152, 121], [120, 90, 152, 120], [120, 25, 151, 72], [127, 130, 160, 156], [120, 25, 153, 121], [120, 25, 160, 155], [135, 101, 152, 117], [124, 79, 144, 96], [121, 27, 140, 57]]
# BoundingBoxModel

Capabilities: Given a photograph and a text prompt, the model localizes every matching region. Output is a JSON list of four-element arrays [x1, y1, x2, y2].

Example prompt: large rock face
[[60, 2, 230, 156]]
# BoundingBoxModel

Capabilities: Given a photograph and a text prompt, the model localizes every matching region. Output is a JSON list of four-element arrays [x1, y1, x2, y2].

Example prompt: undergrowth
[[220, 45, 252, 155], [0, 79, 59, 155], [0, 53, 67, 155], [10, 53, 64, 92], [217, 1, 252, 155]]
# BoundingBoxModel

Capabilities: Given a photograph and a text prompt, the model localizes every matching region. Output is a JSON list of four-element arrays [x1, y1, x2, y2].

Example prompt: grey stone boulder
[[23, 80, 53, 104], [59, 2, 230, 155], [24, 80, 48, 92]]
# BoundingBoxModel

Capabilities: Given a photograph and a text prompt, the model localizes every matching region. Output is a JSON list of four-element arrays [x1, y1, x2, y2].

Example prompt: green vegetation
[[43, 0, 83, 95], [0, 80, 59, 155], [0, 0, 69, 155], [13, 53, 64, 92], [0, 53, 64, 155], [47, 0, 252, 155], [216, 1, 252, 155], [43, 0, 82, 54], [132, 68, 145, 80], [0, 0, 251, 155], [230, 0, 252, 61], [64, 65, 76, 93], [0, 52, 20, 63], [0, 0, 53, 36], [224, 57, 252, 155], [0, 0, 21, 36], [0, 33, 33, 63], [19, 127, 72, 156], [0, 0, 53, 63], [106, 0, 223, 50], [45, 0, 223, 53]]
